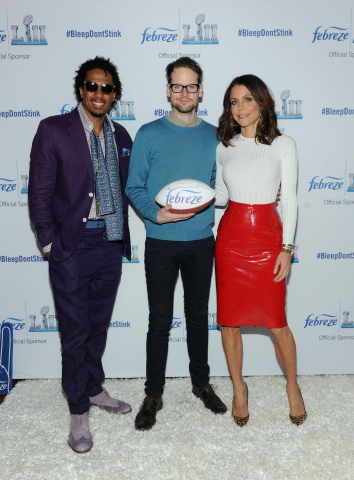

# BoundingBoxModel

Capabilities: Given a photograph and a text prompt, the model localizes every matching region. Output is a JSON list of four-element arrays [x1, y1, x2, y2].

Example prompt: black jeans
[[144, 236, 215, 397]]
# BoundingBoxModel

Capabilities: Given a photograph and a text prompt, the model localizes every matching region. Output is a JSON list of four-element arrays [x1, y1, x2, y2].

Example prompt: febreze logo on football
[[304, 314, 338, 328], [155, 179, 215, 214], [312, 26, 349, 43], [276, 90, 302, 119], [110, 100, 135, 121], [165, 187, 203, 207], [11, 14, 47, 45], [182, 14, 218, 45], [141, 27, 177, 45]]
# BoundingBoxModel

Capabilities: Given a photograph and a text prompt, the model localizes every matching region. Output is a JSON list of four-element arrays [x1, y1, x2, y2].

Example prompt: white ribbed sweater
[[215, 134, 298, 244]]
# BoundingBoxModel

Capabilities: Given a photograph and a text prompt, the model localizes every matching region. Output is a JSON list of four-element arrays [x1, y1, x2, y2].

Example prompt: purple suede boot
[[90, 390, 132, 414], [68, 412, 92, 453]]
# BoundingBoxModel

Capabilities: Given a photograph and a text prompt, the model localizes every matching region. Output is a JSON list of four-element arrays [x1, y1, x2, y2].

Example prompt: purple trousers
[[49, 227, 122, 414]]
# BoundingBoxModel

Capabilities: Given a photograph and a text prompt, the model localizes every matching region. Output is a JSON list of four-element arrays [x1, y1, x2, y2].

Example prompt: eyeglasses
[[83, 81, 115, 95], [169, 84, 200, 93]]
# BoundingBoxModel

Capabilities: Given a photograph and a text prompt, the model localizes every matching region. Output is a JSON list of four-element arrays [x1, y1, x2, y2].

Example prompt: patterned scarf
[[90, 118, 123, 240]]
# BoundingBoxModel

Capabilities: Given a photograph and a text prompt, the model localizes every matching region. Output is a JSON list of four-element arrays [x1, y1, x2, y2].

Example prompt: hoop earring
[[230, 116, 238, 127]]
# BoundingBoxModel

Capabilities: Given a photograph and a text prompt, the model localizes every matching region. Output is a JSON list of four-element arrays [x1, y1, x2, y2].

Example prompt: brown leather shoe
[[192, 383, 227, 414], [135, 395, 163, 431]]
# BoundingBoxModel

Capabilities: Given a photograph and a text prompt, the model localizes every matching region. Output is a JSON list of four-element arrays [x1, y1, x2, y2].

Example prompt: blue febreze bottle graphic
[[110, 101, 135, 121], [11, 14, 47, 45], [342, 311, 354, 328], [0, 322, 13, 394], [276, 90, 303, 119], [182, 14, 218, 45], [347, 173, 354, 192]]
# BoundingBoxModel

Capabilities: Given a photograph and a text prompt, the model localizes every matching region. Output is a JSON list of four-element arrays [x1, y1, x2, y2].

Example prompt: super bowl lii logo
[[29, 306, 58, 332], [182, 14, 218, 45], [11, 14, 47, 45], [208, 313, 217, 330], [342, 311, 354, 328], [122, 245, 139, 263], [347, 174, 354, 192], [291, 245, 299, 263], [110, 101, 135, 121], [276, 90, 303, 119], [21, 175, 28, 194]]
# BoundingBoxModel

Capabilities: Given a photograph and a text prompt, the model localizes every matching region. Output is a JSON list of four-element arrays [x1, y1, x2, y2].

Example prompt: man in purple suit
[[29, 57, 132, 453]]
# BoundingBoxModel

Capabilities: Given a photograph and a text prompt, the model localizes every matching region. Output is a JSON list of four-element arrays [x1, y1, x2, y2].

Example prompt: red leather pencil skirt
[[215, 201, 287, 328]]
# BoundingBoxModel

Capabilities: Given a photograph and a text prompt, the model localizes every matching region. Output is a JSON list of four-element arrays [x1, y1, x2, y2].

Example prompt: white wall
[[1, 0, 353, 378]]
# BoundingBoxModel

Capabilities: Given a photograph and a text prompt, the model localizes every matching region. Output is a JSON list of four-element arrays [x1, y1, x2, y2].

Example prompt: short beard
[[171, 99, 198, 115], [90, 111, 106, 118]]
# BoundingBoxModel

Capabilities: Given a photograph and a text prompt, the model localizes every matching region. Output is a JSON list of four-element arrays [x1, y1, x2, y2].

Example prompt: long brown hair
[[217, 74, 281, 147]]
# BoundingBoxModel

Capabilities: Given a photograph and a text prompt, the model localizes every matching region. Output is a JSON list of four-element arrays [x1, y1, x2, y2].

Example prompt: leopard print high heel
[[231, 382, 249, 427], [289, 388, 307, 426]]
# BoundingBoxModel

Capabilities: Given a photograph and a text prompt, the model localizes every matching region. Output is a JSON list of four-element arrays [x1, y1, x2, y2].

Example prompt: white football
[[155, 179, 215, 214]]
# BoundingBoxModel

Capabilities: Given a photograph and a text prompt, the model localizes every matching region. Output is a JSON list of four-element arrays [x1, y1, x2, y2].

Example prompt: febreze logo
[[1, 317, 25, 331], [60, 104, 77, 115], [308, 176, 343, 192], [0, 178, 16, 193], [155, 179, 214, 213], [166, 188, 203, 207], [312, 26, 348, 43], [171, 316, 182, 329], [0, 29, 6, 43], [141, 27, 177, 45], [304, 314, 338, 328]]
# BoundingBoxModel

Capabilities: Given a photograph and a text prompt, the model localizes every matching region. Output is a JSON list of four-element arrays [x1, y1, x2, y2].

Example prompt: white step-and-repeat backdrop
[[1, 0, 354, 379]]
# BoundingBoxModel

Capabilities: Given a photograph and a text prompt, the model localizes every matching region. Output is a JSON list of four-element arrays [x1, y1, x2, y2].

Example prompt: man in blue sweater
[[126, 57, 226, 430]]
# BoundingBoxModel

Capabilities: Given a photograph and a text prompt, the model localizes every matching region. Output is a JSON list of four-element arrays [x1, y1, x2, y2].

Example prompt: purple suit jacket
[[29, 107, 132, 262]]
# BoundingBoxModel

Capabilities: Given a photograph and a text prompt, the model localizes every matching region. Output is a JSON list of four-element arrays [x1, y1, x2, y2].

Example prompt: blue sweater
[[126, 117, 218, 241]]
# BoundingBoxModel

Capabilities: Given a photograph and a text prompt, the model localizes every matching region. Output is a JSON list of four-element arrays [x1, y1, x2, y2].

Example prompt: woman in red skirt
[[215, 75, 306, 427]]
